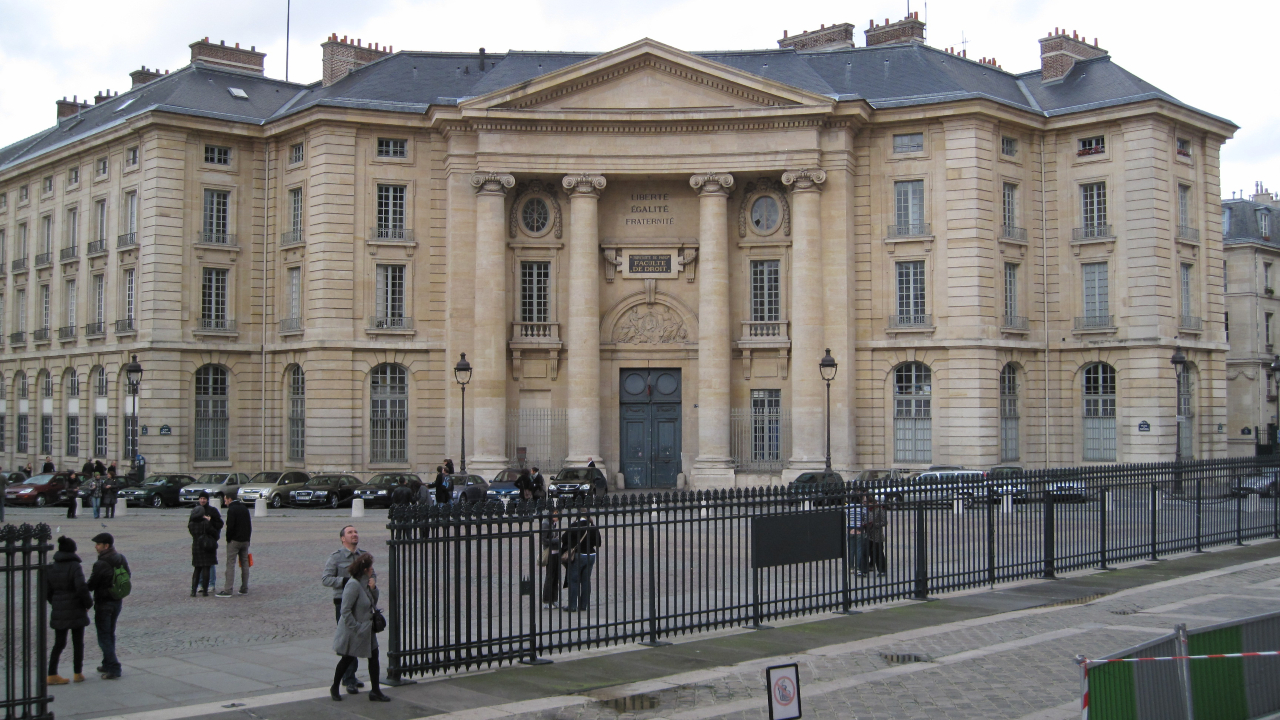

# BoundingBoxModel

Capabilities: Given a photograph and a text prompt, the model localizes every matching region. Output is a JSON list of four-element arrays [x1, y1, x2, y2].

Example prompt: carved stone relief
[[738, 178, 791, 238], [508, 179, 563, 239], [613, 304, 689, 344]]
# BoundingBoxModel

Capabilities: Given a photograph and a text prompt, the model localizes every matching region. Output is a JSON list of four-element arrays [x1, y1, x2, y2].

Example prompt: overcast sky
[[1, 0, 1275, 197]]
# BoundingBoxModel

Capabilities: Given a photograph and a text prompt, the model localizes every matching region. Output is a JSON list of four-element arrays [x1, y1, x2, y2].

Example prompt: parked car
[[352, 473, 422, 508], [548, 467, 609, 501], [79, 474, 144, 507], [237, 471, 310, 509], [986, 465, 1028, 502], [486, 469, 526, 505], [448, 474, 490, 503], [179, 472, 252, 505], [786, 470, 846, 506], [0, 470, 28, 487], [3, 472, 76, 507], [1231, 471, 1279, 498], [291, 474, 362, 508], [118, 474, 197, 508], [868, 469, 989, 507]]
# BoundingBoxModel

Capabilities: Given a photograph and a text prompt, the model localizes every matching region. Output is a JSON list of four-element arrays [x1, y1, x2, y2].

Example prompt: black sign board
[[751, 511, 844, 569], [628, 254, 672, 274]]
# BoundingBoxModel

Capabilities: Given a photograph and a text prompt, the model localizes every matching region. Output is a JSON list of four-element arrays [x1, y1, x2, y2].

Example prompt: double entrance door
[[619, 369, 681, 489]]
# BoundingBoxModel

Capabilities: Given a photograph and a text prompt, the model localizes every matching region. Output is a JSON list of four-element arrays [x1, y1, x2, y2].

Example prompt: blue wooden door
[[619, 369, 682, 489]]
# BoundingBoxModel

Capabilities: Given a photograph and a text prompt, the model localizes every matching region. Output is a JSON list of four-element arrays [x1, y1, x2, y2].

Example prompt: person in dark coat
[[530, 467, 546, 500], [562, 513, 602, 612], [540, 510, 562, 608], [42, 456, 56, 473], [95, 460, 108, 477], [80, 459, 95, 478], [189, 492, 224, 596], [515, 470, 535, 501], [65, 473, 80, 519], [101, 468, 119, 519], [389, 480, 414, 506], [863, 497, 888, 576], [330, 552, 389, 702], [46, 536, 92, 684], [216, 494, 252, 596], [443, 459, 455, 475], [431, 468, 451, 505], [86, 533, 128, 679]]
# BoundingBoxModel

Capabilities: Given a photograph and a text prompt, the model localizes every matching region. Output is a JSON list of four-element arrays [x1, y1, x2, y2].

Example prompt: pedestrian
[[96, 459, 109, 478], [102, 469, 119, 519], [415, 477, 432, 505], [42, 456, 55, 473], [24, 462, 33, 476], [540, 509, 562, 608], [80, 459, 95, 479], [431, 467, 451, 505], [66, 473, 80, 519], [86, 473, 103, 519], [390, 479, 414, 506], [86, 532, 129, 679], [46, 536, 92, 685], [443, 458, 455, 475], [846, 493, 869, 576], [561, 512, 601, 613], [189, 492, 223, 596], [330, 552, 389, 702], [324, 526, 372, 694], [216, 492, 252, 597], [531, 467, 546, 501], [586, 457, 596, 468], [864, 496, 888, 576], [515, 469, 535, 501]]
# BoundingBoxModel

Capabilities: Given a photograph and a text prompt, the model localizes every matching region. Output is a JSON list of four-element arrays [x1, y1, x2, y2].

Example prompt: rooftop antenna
[[285, 0, 291, 81], [960, 31, 969, 54]]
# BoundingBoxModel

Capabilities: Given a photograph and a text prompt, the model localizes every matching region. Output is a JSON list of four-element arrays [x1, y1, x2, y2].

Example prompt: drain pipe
[[262, 138, 270, 471], [1040, 133, 1050, 468]]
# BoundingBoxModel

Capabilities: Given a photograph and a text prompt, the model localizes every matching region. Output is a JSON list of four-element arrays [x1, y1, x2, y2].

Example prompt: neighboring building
[[1224, 184, 1278, 455], [0, 21, 1236, 486]]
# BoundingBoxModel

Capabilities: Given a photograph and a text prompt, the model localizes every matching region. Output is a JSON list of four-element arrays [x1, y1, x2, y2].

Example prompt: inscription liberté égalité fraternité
[[626, 193, 675, 226]]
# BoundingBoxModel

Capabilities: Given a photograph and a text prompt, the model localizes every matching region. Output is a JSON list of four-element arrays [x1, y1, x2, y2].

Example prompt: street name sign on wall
[[766, 663, 802, 720]]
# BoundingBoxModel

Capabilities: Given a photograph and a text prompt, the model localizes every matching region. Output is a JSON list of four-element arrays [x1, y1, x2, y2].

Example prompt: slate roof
[[1223, 198, 1276, 243], [1, 40, 1235, 172]]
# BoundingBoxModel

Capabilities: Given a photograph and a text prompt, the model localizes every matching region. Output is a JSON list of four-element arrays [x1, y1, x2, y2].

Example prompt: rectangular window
[[1081, 182, 1107, 230], [289, 187, 303, 232], [1078, 135, 1105, 156], [204, 145, 231, 165], [125, 147, 138, 166], [376, 138, 407, 158], [1177, 138, 1191, 157], [893, 180, 925, 234], [288, 370, 305, 462], [41, 216, 52, 254], [0, 193, 6, 210], [93, 274, 105, 324], [375, 264, 405, 321], [1004, 263, 1018, 321], [40, 284, 50, 329], [125, 191, 137, 233], [18, 222, 27, 259], [66, 207, 78, 247], [893, 403, 932, 463], [1082, 262, 1109, 321], [750, 259, 781, 323], [66, 415, 79, 458], [201, 268, 228, 323], [1000, 374, 1019, 462], [519, 261, 550, 323], [202, 189, 229, 241], [40, 414, 52, 455], [96, 157, 108, 176], [95, 199, 107, 241], [892, 132, 924, 153], [17, 414, 28, 454], [896, 260, 927, 321], [289, 143, 304, 164], [43, 176, 53, 194], [375, 184, 406, 238], [287, 266, 301, 320], [1224, 206, 1233, 236], [750, 389, 782, 461], [65, 279, 76, 327], [1002, 182, 1017, 231], [1179, 184, 1192, 229], [1267, 313, 1273, 347], [1267, 263, 1273, 291], [93, 415, 107, 458], [1181, 263, 1193, 318], [20, 185, 29, 201], [124, 268, 135, 320], [67, 167, 79, 186], [1261, 211, 1272, 238], [1001, 136, 1018, 156], [0, 230, 5, 265], [16, 289, 26, 332]]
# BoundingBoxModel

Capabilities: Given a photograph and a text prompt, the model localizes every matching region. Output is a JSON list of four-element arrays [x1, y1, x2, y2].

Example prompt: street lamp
[[819, 349, 838, 473], [1171, 347, 1187, 461], [1270, 355, 1280, 452], [123, 354, 143, 480], [454, 353, 472, 473]]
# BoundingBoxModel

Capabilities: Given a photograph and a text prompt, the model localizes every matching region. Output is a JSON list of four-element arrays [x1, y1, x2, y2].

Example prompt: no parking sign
[[766, 663, 802, 720]]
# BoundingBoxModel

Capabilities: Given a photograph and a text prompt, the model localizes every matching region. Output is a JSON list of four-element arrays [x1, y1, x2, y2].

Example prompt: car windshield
[[856, 470, 893, 483], [306, 477, 339, 487], [196, 474, 227, 485], [144, 477, 167, 486], [22, 474, 54, 485], [557, 469, 597, 483], [366, 475, 398, 487]]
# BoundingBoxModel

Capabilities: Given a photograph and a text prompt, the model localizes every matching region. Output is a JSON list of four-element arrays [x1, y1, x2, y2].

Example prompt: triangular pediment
[[461, 39, 832, 115]]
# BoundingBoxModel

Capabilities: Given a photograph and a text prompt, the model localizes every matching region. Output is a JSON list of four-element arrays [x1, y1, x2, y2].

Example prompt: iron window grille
[[195, 365, 229, 461], [1083, 363, 1117, 461], [370, 364, 408, 463], [520, 261, 550, 324], [894, 362, 932, 463], [750, 259, 781, 323]]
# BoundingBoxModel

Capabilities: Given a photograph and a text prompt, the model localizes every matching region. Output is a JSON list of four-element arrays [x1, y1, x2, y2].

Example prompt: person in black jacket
[[216, 494, 252, 597], [431, 468, 451, 505], [46, 536, 92, 684], [562, 514, 601, 612], [42, 456, 56, 473], [515, 470, 535, 501], [86, 533, 129, 679], [389, 480, 414, 507], [101, 468, 119, 519], [189, 492, 224, 596]]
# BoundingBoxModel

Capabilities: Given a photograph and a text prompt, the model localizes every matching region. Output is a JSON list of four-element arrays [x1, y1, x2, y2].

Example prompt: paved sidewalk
[[48, 534, 1280, 720]]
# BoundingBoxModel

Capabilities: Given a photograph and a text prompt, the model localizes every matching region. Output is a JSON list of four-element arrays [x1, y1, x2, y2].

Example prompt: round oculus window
[[751, 196, 780, 234], [521, 197, 550, 235]]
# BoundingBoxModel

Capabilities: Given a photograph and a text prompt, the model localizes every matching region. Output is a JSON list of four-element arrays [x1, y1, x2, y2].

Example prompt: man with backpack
[[86, 532, 130, 679]]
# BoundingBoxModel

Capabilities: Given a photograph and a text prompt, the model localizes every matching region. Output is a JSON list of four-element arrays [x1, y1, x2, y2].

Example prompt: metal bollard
[[255, 497, 268, 517], [1246, 493, 1260, 514], [954, 498, 965, 515], [115, 497, 126, 517], [1002, 493, 1013, 514], [1105, 489, 1113, 512], [351, 497, 365, 518]]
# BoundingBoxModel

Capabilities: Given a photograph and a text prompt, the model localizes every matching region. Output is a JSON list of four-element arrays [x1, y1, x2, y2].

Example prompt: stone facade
[[0, 31, 1236, 484], [1223, 186, 1279, 455]]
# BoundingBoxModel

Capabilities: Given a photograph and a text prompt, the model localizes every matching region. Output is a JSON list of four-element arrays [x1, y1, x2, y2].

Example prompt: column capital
[[689, 173, 735, 196], [562, 173, 607, 198], [781, 168, 827, 193], [471, 172, 515, 196]]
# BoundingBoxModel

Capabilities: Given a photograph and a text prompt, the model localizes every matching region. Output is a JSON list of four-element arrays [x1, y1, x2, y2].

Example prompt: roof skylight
[[114, 98, 135, 112], [228, 87, 248, 99]]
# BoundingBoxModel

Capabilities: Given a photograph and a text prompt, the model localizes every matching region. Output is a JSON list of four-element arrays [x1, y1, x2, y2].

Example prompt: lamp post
[[1270, 355, 1280, 453], [819, 349, 838, 473], [454, 353, 472, 473], [1171, 347, 1186, 462], [123, 354, 143, 480]]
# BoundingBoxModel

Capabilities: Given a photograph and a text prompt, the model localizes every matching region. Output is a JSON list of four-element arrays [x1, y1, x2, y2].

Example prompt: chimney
[[321, 33, 392, 86], [56, 95, 90, 120], [129, 66, 165, 88], [1038, 30, 1107, 83], [189, 38, 266, 75], [1253, 181, 1277, 207], [777, 23, 856, 51], [94, 90, 113, 104], [865, 13, 926, 47]]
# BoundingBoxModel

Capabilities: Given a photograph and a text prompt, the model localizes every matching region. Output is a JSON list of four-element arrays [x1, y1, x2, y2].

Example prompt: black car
[[352, 473, 422, 508], [1231, 471, 1279, 498], [117, 475, 197, 508], [548, 467, 608, 500], [787, 470, 846, 506], [291, 474, 362, 508]]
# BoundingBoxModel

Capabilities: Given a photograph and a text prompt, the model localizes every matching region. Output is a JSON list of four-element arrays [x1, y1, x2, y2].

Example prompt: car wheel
[[271, 494, 284, 509], [330, 494, 340, 509], [36, 494, 47, 507], [151, 495, 164, 509]]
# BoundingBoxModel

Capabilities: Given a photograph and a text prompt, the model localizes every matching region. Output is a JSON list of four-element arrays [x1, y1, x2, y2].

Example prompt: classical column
[[469, 171, 516, 476], [782, 169, 827, 478], [690, 173, 736, 488], [563, 173, 607, 469]]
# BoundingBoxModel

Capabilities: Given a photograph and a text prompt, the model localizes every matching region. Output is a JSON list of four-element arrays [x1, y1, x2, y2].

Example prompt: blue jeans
[[95, 599, 122, 675], [567, 554, 596, 611], [848, 532, 868, 574], [91, 496, 101, 518]]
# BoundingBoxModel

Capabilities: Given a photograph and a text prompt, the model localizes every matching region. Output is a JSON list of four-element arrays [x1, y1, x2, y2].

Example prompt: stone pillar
[[782, 169, 827, 478], [467, 172, 515, 476], [563, 174, 607, 469], [690, 173, 736, 487]]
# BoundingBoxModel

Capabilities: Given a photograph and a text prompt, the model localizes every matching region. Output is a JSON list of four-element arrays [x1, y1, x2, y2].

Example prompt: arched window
[[1177, 365, 1195, 460], [288, 366, 305, 462], [1000, 365, 1019, 462], [92, 367, 108, 458], [65, 370, 80, 458], [195, 365, 229, 461], [38, 372, 52, 456], [1083, 363, 1117, 461], [370, 364, 407, 463], [893, 362, 932, 463], [16, 373, 28, 455]]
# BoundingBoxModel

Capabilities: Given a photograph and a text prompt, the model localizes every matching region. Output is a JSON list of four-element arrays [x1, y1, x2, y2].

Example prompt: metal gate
[[2, 522, 53, 720], [619, 369, 681, 488]]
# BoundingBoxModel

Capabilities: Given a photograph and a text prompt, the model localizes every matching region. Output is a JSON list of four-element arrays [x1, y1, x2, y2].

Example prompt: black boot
[[330, 684, 343, 701]]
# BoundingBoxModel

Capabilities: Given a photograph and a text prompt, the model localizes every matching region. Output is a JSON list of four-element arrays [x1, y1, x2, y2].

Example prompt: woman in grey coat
[[331, 553, 389, 702]]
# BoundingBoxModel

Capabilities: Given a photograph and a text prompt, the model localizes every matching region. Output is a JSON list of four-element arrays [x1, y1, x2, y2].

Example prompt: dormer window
[[1078, 136, 1105, 156], [1261, 210, 1273, 239], [1176, 138, 1192, 157], [892, 133, 924, 154]]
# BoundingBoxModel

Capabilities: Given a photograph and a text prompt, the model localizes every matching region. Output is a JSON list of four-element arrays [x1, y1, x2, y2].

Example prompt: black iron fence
[[2, 523, 53, 720], [385, 456, 1280, 680]]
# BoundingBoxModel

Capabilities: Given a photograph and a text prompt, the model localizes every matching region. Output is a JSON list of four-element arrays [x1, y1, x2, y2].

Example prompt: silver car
[[179, 472, 251, 505], [237, 471, 311, 509]]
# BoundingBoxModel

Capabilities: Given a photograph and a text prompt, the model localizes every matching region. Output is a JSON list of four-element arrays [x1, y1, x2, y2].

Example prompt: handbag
[[372, 607, 387, 633], [560, 529, 586, 568], [538, 547, 550, 567], [248, 553, 254, 567]]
